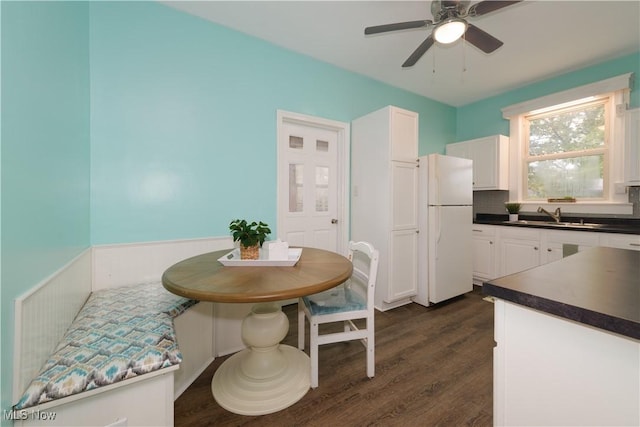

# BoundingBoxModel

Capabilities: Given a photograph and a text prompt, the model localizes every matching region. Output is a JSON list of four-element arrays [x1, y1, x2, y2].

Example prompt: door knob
[[331, 218, 338, 224]]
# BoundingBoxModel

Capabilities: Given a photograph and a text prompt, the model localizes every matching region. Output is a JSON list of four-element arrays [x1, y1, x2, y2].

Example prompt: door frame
[[276, 110, 350, 255]]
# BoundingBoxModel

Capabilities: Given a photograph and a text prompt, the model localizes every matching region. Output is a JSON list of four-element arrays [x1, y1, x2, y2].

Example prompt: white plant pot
[[509, 213, 519, 222]]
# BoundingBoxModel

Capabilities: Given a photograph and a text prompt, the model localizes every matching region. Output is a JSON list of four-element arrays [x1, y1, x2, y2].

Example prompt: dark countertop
[[475, 213, 640, 235], [483, 247, 640, 340]]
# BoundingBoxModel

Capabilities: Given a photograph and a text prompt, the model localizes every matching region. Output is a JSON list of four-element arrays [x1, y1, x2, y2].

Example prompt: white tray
[[218, 248, 302, 267]]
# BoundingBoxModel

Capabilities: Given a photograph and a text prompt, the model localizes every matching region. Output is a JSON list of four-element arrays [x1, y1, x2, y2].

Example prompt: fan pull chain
[[461, 35, 467, 84], [431, 50, 437, 85], [432, 50, 436, 75]]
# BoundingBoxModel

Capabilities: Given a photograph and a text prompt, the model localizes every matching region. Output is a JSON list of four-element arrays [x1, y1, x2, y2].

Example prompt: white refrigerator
[[413, 154, 473, 306]]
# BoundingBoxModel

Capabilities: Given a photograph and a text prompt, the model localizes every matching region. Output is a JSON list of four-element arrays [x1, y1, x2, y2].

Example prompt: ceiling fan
[[365, 0, 522, 67]]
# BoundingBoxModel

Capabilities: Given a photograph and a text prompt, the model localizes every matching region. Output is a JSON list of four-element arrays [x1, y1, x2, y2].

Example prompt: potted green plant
[[229, 219, 272, 260], [505, 202, 521, 221]]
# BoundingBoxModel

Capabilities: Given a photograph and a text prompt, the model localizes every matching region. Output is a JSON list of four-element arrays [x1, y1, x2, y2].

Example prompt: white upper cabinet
[[390, 107, 419, 161], [446, 135, 509, 190], [624, 108, 640, 185]]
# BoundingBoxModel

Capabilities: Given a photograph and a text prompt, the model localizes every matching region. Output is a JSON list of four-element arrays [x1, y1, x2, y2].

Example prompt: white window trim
[[503, 73, 634, 215]]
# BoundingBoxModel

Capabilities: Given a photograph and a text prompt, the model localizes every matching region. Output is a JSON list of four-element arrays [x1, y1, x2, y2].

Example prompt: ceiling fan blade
[[402, 35, 435, 67], [365, 20, 432, 35], [468, 0, 522, 17], [464, 24, 503, 53]]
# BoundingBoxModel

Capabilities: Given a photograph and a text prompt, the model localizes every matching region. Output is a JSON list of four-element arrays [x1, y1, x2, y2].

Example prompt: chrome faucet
[[537, 206, 562, 223]]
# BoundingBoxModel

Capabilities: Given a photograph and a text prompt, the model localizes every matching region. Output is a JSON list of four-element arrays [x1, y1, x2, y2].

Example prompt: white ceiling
[[164, 1, 640, 107]]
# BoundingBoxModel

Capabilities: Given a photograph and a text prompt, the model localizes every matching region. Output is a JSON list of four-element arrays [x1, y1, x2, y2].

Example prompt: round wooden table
[[162, 247, 352, 415]]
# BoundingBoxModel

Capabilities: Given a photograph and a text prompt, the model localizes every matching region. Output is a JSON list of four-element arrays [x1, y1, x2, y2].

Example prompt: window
[[523, 96, 609, 200], [502, 73, 633, 214]]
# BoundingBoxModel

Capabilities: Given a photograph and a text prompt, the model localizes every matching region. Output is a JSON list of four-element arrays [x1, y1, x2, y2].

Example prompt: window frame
[[502, 73, 633, 215], [522, 96, 611, 202]]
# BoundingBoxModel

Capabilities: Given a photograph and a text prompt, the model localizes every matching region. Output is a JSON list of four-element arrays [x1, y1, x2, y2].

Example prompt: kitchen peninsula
[[483, 247, 639, 426]]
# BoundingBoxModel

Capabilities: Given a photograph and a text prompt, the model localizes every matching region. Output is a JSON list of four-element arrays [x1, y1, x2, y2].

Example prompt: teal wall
[[456, 52, 640, 141], [0, 1, 453, 414], [89, 2, 455, 244], [1, 0, 636, 419], [0, 2, 90, 421]]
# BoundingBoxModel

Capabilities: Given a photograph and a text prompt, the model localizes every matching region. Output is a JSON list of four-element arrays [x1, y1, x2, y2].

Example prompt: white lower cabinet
[[498, 228, 541, 276], [600, 233, 640, 251], [474, 225, 636, 281], [472, 225, 497, 284], [542, 229, 601, 264]]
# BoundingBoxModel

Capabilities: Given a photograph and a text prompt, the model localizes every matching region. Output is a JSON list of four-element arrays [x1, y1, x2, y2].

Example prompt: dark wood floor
[[174, 287, 494, 426]]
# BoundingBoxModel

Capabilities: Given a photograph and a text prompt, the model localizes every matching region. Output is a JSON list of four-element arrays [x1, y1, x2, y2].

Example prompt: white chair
[[298, 241, 379, 388]]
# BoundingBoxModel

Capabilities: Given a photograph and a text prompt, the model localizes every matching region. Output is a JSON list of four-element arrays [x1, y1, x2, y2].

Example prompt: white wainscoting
[[92, 236, 252, 373], [14, 236, 275, 414], [92, 236, 233, 290], [13, 249, 93, 404]]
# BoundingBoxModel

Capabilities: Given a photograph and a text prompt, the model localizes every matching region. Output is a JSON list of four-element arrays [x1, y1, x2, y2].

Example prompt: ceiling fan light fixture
[[433, 18, 467, 44]]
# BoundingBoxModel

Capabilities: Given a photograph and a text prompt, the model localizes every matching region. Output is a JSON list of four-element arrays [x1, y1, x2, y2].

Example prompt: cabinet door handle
[[489, 241, 493, 245], [534, 246, 539, 250], [472, 229, 483, 232], [547, 248, 552, 252], [630, 243, 640, 247]]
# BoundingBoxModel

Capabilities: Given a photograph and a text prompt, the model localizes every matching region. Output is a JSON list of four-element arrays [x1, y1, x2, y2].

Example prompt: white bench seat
[[15, 282, 196, 410]]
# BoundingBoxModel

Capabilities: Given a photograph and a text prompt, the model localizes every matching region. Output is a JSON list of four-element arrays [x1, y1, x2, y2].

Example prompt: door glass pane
[[316, 139, 329, 152], [527, 154, 603, 199], [289, 136, 303, 149], [315, 166, 329, 212], [289, 164, 303, 212]]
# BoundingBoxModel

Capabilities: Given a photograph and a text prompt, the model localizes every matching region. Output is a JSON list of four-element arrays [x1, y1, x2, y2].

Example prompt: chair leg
[[367, 319, 375, 378], [310, 319, 319, 388], [297, 300, 305, 350]]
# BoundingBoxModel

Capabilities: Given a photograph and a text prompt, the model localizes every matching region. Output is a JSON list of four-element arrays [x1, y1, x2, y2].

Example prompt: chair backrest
[[347, 241, 379, 310]]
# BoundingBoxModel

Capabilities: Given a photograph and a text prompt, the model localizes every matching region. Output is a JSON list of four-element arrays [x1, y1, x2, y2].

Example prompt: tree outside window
[[524, 98, 609, 200]]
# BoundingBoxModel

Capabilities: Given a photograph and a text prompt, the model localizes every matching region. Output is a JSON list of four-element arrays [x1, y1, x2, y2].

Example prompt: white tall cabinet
[[351, 106, 419, 311]]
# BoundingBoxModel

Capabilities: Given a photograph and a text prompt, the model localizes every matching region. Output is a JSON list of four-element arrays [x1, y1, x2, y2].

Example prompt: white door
[[472, 233, 496, 281], [391, 161, 418, 230], [470, 137, 498, 189], [387, 229, 418, 303], [277, 111, 349, 253], [500, 238, 540, 275]]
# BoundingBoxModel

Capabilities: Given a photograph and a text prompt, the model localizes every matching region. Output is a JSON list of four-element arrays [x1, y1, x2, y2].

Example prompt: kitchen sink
[[506, 220, 604, 229]]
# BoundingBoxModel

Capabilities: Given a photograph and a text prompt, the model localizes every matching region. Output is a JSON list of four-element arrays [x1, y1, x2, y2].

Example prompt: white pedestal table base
[[211, 303, 311, 415]]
